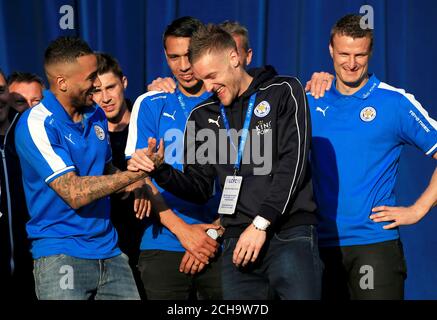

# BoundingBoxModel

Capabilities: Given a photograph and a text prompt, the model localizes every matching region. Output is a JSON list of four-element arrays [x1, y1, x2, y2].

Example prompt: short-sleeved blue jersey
[[308, 75, 437, 247], [15, 90, 120, 259], [125, 89, 220, 252]]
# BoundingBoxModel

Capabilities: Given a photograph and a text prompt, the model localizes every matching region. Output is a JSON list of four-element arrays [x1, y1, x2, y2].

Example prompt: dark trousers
[[221, 225, 323, 300], [319, 239, 407, 300], [137, 250, 222, 300]]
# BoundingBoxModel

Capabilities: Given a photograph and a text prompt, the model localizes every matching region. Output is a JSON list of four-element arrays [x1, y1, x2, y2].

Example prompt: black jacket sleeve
[[151, 114, 216, 204], [258, 78, 311, 225]]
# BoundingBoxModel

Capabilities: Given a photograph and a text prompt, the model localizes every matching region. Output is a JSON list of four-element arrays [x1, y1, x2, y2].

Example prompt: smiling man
[[14, 37, 151, 300], [7, 72, 44, 112], [129, 24, 322, 300], [125, 17, 222, 300], [307, 14, 437, 300]]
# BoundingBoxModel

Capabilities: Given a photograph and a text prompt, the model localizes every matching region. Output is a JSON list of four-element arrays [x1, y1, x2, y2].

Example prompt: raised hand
[[147, 77, 177, 93]]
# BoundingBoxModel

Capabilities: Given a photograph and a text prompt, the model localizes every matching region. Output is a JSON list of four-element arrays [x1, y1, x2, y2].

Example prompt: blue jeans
[[222, 225, 323, 300], [33, 253, 140, 300]]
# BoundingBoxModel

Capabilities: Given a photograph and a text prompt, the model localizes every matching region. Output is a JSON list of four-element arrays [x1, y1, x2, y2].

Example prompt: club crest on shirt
[[94, 125, 106, 140], [254, 101, 271, 118], [255, 120, 272, 135], [360, 106, 377, 122]]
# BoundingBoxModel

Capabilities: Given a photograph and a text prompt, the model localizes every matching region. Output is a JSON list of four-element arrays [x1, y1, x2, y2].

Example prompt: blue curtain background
[[0, 0, 436, 299]]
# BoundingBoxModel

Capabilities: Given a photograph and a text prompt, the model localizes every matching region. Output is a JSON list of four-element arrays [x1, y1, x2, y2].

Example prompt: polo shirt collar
[[330, 74, 380, 100], [42, 89, 98, 124]]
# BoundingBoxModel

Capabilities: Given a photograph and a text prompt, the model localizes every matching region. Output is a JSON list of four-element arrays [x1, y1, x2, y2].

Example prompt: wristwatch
[[206, 228, 219, 240], [252, 215, 271, 231]]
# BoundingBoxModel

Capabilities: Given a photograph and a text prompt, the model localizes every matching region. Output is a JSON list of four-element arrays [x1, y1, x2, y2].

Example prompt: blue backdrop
[[0, 0, 436, 299]]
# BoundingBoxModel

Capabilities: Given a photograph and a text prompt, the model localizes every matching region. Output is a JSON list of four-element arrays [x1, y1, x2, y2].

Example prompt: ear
[[246, 48, 253, 66], [329, 43, 334, 59], [122, 76, 128, 89], [57, 75, 67, 92], [229, 49, 240, 68]]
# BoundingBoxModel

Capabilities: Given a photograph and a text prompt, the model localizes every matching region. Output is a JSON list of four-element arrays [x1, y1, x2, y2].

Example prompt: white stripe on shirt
[[27, 103, 70, 175], [125, 91, 164, 158]]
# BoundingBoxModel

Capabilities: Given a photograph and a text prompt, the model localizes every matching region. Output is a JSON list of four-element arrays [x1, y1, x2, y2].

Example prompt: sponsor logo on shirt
[[64, 133, 75, 145], [254, 101, 271, 118], [316, 106, 329, 117], [409, 110, 430, 133], [208, 115, 221, 128], [255, 120, 272, 135], [163, 110, 176, 121]]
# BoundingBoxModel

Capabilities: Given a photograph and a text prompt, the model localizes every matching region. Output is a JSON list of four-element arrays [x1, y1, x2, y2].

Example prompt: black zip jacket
[[152, 66, 317, 237], [0, 109, 33, 295]]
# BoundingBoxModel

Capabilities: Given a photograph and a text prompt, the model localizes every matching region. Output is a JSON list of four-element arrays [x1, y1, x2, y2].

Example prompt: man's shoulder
[[17, 102, 53, 130], [375, 81, 415, 103], [189, 96, 218, 118], [258, 75, 304, 93], [132, 91, 176, 118], [135, 90, 171, 105]]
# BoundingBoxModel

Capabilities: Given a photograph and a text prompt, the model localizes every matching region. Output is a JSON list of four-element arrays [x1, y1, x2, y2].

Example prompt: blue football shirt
[[125, 88, 220, 252], [308, 74, 437, 247], [15, 90, 120, 259]]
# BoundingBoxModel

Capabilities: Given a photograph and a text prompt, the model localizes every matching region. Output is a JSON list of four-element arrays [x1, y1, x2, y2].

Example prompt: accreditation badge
[[218, 176, 243, 215]]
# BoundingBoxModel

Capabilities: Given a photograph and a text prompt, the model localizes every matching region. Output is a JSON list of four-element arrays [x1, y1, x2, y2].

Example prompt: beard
[[70, 88, 94, 109]]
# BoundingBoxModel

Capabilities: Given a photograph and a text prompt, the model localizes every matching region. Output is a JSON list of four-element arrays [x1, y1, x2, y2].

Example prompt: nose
[[180, 56, 191, 72], [102, 89, 111, 103], [348, 56, 357, 70]]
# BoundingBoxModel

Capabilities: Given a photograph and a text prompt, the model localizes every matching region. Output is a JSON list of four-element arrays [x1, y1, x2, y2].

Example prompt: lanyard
[[220, 93, 257, 175], [175, 89, 190, 119]]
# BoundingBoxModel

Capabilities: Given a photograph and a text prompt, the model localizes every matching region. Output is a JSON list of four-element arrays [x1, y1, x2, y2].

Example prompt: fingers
[[192, 251, 210, 265], [162, 78, 177, 93], [157, 138, 165, 163], [305, 80, 311, 92], [179, 252, 193, 273], [383, 221, 399, 230], [147, 77, 176, 93], [129, 148, 155, 172], [233, 241, 251, 267], [146, 138, 157, 158], [372, 205, 397, 212], [197, 262, 206, 274], [370, 213, 394, 223], [242, 245, 254, 267], [309, 72, 333, 98], [179, 253, 205, 275], [326, 74, 334, 91], [145, 199, 152, 217]]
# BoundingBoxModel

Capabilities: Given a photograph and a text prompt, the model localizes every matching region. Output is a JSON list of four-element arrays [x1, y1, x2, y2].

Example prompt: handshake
[[128, 137, 165, 174]]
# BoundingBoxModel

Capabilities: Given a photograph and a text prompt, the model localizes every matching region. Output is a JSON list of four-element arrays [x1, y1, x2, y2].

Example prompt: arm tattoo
[[49, 169, 147, 209]]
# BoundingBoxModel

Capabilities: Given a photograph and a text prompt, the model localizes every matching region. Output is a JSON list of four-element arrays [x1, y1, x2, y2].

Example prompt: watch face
[[206, 228, 219, 240]]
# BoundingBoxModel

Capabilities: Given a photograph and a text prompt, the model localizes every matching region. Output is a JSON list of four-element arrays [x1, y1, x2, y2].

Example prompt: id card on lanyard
[[218, 93, 257, 215]]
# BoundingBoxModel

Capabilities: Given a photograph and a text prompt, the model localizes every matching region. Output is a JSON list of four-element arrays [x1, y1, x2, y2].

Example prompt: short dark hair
[[96, 53, 124, 80], [7, 71, 45, 87], [219, 20, 250, 52], [189, 24, 237, 64], [330, 14, 373, 53], [163, 16, 204, 49], [44, 36, 93, 67]]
